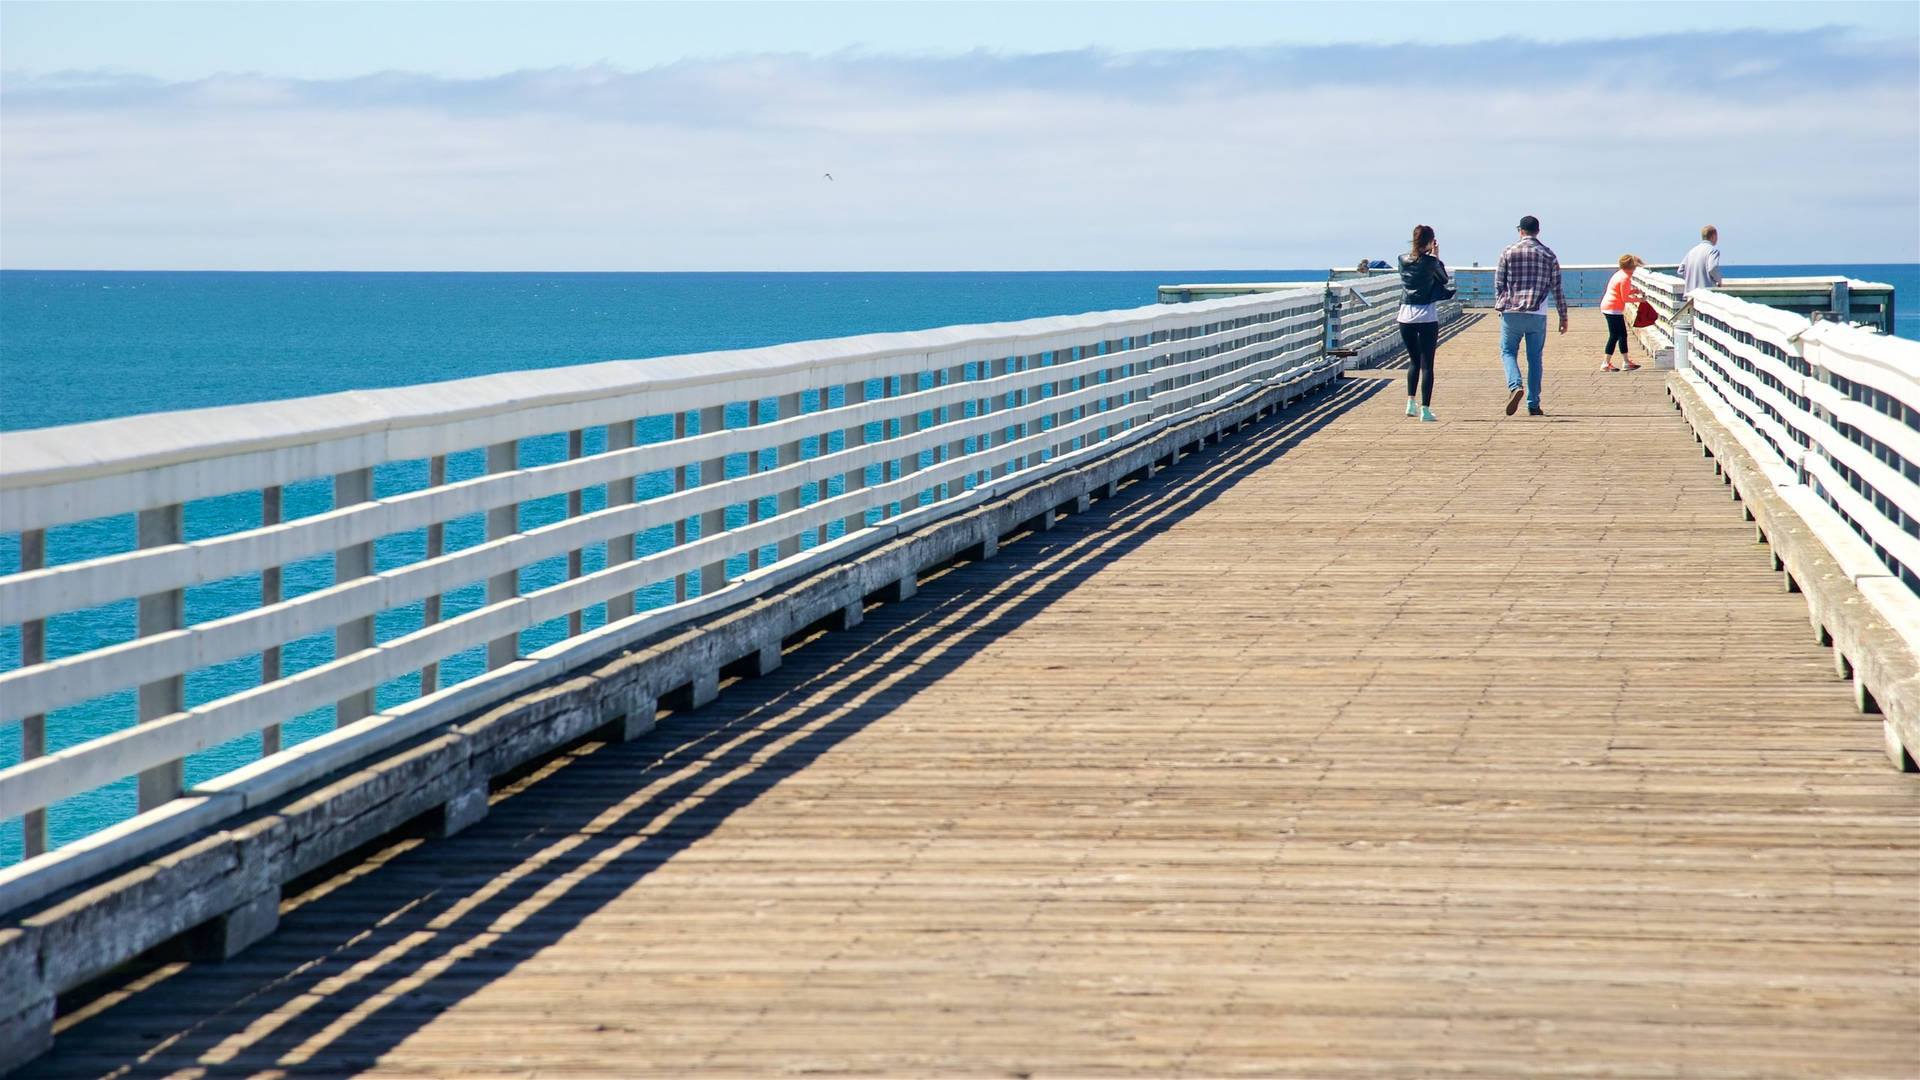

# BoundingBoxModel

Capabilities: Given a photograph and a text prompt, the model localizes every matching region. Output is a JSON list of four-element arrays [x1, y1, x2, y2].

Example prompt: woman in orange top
[[1599, 254, 1644, 371]]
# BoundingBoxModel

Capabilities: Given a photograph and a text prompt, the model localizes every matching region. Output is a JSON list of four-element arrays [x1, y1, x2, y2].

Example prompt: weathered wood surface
[[29, 311, 1919, 1078]]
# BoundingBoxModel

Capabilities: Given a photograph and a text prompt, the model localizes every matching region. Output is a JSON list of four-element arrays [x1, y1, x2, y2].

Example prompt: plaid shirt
[[1494, 236, 1568, 317]]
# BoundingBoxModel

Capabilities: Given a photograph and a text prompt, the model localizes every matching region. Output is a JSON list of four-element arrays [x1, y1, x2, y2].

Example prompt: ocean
[[1, 264, 1913, 862], [0, 270, 1335, 432]]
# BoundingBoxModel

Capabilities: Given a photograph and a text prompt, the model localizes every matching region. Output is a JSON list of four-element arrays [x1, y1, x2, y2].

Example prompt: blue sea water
[[0, 270, 1335, 432], [4, 266, 1911, 433], [0, 264, 1912, 863]]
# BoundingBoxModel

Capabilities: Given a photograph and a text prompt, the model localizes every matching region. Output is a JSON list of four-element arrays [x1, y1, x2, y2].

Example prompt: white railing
[[0, 288, 1333, 865], [1457, 264, 1680, 309], [1633, 268, 1898, 357], [1632, 268, 1688, 353], [1326, 276, 1464, 365], [1155, 275, 1466, 366], [1326, 277, 1401, 358], [1680, 288, 1920, 589]]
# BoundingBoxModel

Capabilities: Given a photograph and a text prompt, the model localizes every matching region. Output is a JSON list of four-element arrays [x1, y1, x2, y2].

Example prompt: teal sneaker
[[1406, 398, 1418, 417], [1420, 406, 1437, 422]]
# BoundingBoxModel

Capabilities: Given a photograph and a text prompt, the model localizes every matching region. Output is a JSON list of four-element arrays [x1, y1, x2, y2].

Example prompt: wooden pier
[[24, 310, 1918, 1078]]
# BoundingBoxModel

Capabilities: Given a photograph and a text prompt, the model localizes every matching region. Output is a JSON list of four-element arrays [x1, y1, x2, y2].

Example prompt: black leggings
[[1603, 311, 1630, 356], [1399, 321, 1438, 406]]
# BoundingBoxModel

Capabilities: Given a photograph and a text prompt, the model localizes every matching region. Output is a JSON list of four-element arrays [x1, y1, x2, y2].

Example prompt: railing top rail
[[1636, 268, 1893, 294], [1800, 318, 1920, 385], [0, 288, 1321, 501], [1454, 262, 1682, 273], [1690, 288, 1814, 341], [1714, 275, 1895, 292], [1159, 280, 1325, 290]]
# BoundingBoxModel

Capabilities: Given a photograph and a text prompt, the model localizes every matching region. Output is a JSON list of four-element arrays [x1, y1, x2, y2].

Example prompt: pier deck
[[28, 311, 1920, 1078]]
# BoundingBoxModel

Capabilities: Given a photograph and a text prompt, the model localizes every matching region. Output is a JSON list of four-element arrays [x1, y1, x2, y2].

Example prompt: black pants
[[1399, 321, 1438, 406], [1603, 311, 1630, 356]]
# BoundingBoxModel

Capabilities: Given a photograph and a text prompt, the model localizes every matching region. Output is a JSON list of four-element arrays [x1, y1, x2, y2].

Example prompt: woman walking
[[1600, 254, 1644, 371], [1396, 224, 1455, 421]]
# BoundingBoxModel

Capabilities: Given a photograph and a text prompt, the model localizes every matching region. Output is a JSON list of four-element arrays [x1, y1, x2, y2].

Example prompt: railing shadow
[[28, 374, 1387, 1079]]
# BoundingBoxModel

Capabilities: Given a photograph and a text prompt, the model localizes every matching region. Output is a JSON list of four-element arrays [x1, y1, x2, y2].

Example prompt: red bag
[[1632, 300, 1658, 328]]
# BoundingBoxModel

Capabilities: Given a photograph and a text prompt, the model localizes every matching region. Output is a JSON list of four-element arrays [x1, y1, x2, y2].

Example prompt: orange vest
[[1601, 270, 1641, 312]]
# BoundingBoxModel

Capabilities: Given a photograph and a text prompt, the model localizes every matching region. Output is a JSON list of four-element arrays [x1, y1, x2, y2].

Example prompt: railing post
[[136, 503, 184, 811], [1035, 353, 1053, 464], [1091, 343, 1110, 443], [939, 368, 958, 478], [566, 428, 585, 638], [1323, 286, 1340, 358], [1059, 349, 1075, 457], [896, 375, 923, 514], [746, 398, 767, 570], [1160, 332, 1180, 418], [1010, 356, 1029, 475], [1180, 330, 1196, 405], [964, 364, 984, 488], [981, 358, 1010, 484], [1131, 335, 1149, 428], [698, 405, 728, 596], [775, 392, 804, 559], [1130, 334, 1148, 427], [877, 376, 900, 519], [1673, 297, 1694, 374], [605, 421, 636, 622], [1140, 337, 1157, 421], [486, 441, 518, 670], [419, 458, 446, 693], [814, 389, 835, 548], [260, 486, 283, 753], [673, 412, 690, 602], [995, 359, 1012, 481], [19, 527, 46, 857], [840, 380, 869, 537], [1053, 349, 1076, 459], [1159, 326, 1175, 405], [334, 468, 376, 724], [943, 363, 968, 501]]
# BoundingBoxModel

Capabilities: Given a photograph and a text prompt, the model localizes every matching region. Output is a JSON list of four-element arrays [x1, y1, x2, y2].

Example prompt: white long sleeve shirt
[[1679, 241, 1722, 297]]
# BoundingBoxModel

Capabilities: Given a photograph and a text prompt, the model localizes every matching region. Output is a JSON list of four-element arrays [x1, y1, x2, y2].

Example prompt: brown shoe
[[1506, 387, 1524, 416]]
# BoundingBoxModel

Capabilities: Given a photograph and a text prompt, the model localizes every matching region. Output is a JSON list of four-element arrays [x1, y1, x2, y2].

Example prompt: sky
[[2, 0, 1917, 271]]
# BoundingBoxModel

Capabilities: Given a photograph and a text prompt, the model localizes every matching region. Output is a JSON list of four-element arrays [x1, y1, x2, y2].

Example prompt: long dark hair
[[1409, 224, 1435, 261]]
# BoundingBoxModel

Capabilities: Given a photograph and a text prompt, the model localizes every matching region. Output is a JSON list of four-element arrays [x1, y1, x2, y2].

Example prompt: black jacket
[[1397, 253, 1456, 306]]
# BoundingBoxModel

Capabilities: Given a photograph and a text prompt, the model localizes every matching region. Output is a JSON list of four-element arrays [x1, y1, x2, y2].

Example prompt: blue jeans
[[1500, 312, 1548, 408]]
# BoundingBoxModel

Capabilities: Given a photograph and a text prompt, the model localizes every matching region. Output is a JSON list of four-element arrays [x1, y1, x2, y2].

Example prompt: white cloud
[[3, 32, 1914, 269]]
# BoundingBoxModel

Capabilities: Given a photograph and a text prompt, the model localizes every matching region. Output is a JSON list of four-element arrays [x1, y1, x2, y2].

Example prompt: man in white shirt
[[1680, 225, 1722, 297]]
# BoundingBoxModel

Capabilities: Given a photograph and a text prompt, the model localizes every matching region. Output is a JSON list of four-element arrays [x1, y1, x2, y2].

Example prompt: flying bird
[[823, 173, 834, 181]]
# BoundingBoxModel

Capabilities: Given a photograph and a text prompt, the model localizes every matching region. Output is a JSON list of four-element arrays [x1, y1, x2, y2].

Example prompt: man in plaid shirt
[[1494, 215, 1568, 416]]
